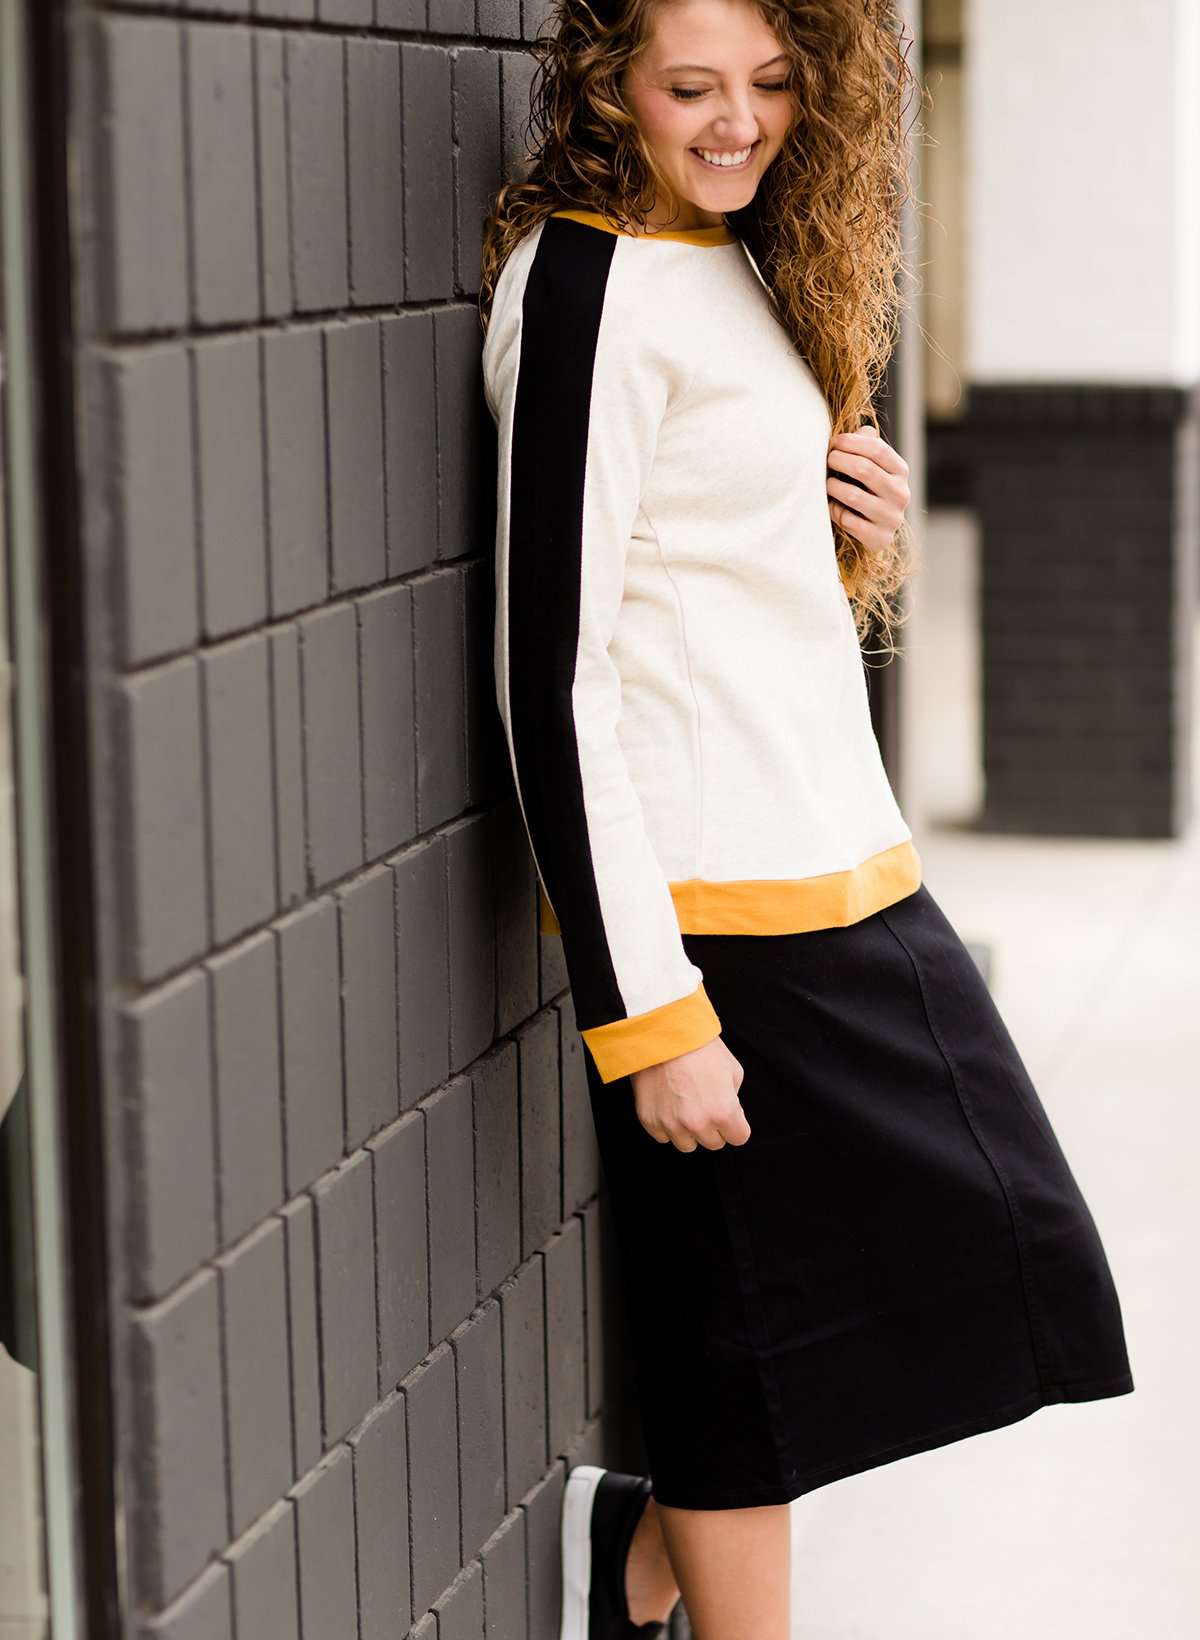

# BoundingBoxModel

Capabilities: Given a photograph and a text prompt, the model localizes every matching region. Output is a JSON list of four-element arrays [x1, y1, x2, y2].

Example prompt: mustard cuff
[[581, 980, 723, 1084]]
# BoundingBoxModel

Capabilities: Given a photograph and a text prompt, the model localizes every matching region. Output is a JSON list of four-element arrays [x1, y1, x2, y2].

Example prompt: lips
[[689, 138, 761, 171]]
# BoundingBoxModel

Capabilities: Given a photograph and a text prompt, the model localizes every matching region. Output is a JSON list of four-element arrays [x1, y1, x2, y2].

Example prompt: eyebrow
[[659, 53, 789, 74]]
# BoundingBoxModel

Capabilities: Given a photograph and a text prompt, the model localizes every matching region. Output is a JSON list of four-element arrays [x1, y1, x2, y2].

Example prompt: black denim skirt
[[584, 880, 1135, 1510]]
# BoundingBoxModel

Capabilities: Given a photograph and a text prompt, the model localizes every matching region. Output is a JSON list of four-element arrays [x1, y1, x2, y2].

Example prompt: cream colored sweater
[[482, 207, 921, 1083]]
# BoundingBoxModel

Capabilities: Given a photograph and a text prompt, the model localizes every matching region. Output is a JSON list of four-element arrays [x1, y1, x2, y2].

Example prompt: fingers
[[826, 448, 909, 515], [657, 1109, 753, 1152], [826, 431, 912, 556], [826, 473, 890, 526], [829, 425, 910, 480]]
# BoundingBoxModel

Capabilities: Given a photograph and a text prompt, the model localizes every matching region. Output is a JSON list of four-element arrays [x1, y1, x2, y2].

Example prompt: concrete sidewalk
[[789, 510, 1199, 1637]]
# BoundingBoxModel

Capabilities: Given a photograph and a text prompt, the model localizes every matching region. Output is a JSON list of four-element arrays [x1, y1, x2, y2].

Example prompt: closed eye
[[670, 80, 791, 101]]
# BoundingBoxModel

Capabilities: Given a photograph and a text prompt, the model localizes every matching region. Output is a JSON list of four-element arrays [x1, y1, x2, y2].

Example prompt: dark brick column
[[969, 384, 1198, 838], [56, 3, 643, 1637]]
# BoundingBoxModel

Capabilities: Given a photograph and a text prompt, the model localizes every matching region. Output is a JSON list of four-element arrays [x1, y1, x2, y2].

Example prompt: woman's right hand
[[630, 1037, 751, 1152]]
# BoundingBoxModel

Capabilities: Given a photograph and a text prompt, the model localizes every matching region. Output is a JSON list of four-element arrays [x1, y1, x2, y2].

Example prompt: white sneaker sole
[[560, 1463, 606, 1640]]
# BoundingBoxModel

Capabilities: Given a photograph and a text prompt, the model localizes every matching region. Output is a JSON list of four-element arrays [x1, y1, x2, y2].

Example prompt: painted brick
[[99, 345, 198, 667], [117, 658, 208, 982], [326, 319, 387, 594], [543, 1218, 586, 1460], [499, 52, 537, 182], [254, 31, 292, 318], [280, 1196, 322, 1477], [376, 0, 422, 25], [256, 1, 314, 20], [299, 603, 364, 888], [452, 1300, 505, 1563], [451, 51, 501, 298], [471, 1046, 520, 1299], [207, 931, 284, 1246], [581, 1199, 605, 1421], [401, 46, 454, 301], [263, 328, 328, 617], [314, 1151, 378, 1442], [517, 1011, 561, 1260], [292, 1448, 357, 1640], [430, 0, 471, 34], [224, 1500, 299, 1640], [558, 995, 600, 1218], [201, 634, 277, 944], [130, 1271, 227, 1607], [393, 837, 450, 1107], [405, 1342, 461, 1617], [425, 1076, 477, 1342], [277, 899, 344, 1191], [268, 625, 306, 912], [446, 817, 493, 1066], [434, 1560, 484, 1640], [74, 0, 641, 1630], [346, 39, 404, 306], [499, 1258, 547, 1508], [381, 312, 438, 579], [338, 865, 400, 1148], [121, 971, 215, 1302], [463, 560, 503, 809], [566, 1417, 605, 1472], [969, 389, 1195, 838], [369, 1109, 430, 1389], [138, 1563, 232, 1640], [192, 334, 268, 638], [522, 1463, 565, 1640], [522, 0, 556, 40], [184, 22, 258, 325], [538, 907, 569, 1005], [218, 1219, 293, 1535], [480, 1513, 527, 1640], [351, 1393, 411, 1640], [493, 800, 538, 1039], [358, 585, 417, 860], [477, 0, 521, 40], [95, 16, 188, 331], [434, 306, 490, 559], [286, 35, 348, 312], [317, 0, 371, 20]]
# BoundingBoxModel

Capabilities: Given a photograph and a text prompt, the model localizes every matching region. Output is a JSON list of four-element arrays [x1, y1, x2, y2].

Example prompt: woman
[[478, 0, 1135, 1635]]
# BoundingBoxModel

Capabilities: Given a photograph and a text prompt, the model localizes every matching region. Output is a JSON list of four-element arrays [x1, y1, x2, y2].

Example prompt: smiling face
[[621, 0, 798, 231]]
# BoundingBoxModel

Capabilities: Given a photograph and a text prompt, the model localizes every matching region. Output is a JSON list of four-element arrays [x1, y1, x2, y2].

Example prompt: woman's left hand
[[826, 426, 911, 555]]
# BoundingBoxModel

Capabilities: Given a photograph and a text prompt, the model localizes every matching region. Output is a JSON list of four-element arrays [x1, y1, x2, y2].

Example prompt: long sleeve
[[482, 219, 722, 1084]]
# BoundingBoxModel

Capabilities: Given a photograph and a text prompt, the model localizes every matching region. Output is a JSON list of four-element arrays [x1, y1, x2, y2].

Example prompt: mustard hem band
[[539, 839, 922, 939]]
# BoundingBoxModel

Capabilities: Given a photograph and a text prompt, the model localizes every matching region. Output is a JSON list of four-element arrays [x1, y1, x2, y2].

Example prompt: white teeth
[[696, 144, 753, 167]]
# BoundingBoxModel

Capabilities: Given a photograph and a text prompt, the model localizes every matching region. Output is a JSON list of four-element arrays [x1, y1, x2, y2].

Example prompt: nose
[[703, 91, 761, 147]]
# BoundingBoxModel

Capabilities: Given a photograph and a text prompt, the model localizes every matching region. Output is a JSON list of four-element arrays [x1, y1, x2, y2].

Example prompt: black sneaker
[[559, 1464, 673, 1640]]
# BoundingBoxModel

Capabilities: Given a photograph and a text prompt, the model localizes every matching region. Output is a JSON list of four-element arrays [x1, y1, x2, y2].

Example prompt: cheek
[[769, 97, 799, 145], [636, 97, 696, 158]]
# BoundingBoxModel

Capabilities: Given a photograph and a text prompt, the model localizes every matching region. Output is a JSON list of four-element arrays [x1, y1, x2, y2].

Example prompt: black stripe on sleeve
[[507, 216, 629, 1032]]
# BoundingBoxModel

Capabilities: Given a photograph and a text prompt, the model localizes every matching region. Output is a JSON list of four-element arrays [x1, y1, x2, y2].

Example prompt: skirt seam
[[876, 901, 1053, 1393], [709, 1153, 794, 1501]]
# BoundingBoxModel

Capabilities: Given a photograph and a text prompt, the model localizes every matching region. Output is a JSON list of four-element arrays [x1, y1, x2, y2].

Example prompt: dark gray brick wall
[[69, 5, 645, 1636], [956, 385, 1198, 837]]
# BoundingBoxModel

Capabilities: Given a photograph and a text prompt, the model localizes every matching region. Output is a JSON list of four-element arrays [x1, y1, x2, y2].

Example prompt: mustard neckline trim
[[549, 207, 737, 247]]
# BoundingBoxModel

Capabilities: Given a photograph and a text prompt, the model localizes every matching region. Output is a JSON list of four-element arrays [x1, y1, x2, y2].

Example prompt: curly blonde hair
[[477, 0, 922, 656]]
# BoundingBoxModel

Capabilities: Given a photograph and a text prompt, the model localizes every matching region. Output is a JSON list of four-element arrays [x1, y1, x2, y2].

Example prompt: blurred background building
[[1, 1, 1196, 1638]]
